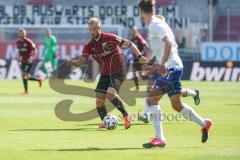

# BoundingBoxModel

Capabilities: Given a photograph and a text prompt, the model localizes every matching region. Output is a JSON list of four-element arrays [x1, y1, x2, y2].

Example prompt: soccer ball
[[103, 115, 118, 130]]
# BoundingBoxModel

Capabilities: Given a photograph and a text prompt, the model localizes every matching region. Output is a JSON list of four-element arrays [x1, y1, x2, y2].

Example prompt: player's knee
[[170, 94, 183, 112], [106, 88, 117, 101], [147, 97, 157, 106], [96, 98, 105, 107], [22, 72, 28, 79], [106, 92, 116, 101], [171, 101, 183, 112]]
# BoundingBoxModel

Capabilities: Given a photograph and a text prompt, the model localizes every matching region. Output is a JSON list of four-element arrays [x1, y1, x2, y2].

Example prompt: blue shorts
[[150, 67, 183, 97]]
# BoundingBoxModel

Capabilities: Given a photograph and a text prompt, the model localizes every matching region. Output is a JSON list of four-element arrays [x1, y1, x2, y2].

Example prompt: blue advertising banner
[[201, 42, 240, 61]]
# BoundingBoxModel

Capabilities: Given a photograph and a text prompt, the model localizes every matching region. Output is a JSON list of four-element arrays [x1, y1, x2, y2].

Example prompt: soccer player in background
[[16, 28, 42, 95], [67, 18, 147, 129], [130, 26, 148, 92], [40, 28, 58, 77], [138, 0, 212, 148]]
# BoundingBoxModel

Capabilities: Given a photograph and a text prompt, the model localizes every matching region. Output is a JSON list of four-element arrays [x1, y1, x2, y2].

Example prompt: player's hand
[[17, 60, 22, 65], [149, 63, 158, 74], [158, 64, 168, 76], [139, 56, 148, 64], [141, 63, 150, 75], [66, 59, 75, 66], [27, 57, 33, 64], [17, 56, 22, 63]]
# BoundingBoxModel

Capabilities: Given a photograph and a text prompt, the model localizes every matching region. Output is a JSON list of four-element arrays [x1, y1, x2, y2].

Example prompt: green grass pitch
[[0, 80, 240, 160]]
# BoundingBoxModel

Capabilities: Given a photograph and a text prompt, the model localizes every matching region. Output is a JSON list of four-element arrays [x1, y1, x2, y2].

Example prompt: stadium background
[[0, 0, 239, 81], [0, 1, 240, 160]]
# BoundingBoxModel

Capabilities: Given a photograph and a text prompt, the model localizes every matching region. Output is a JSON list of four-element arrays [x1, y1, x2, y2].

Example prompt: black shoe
[[193, 89, 200, 105], [138, 114, 149, 124], [201, 119, 212, 143]]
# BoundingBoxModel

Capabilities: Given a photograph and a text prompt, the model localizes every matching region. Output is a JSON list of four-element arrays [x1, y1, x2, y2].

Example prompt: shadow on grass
[[76, 123, 151, 127], [9, 128, 108, 132], [10, 123, 151, 132], [32, 147, 144, 152], [31, 146, 202, 152]]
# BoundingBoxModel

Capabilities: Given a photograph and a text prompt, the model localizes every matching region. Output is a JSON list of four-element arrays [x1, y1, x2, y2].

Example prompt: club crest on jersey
[[102, 41, 116, 52]]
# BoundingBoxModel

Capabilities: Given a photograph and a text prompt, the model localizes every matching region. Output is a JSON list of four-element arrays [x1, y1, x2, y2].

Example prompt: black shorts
[[95, 71, 125, 94], [21, 63, 33, 73], [133, 59, 142, 71]]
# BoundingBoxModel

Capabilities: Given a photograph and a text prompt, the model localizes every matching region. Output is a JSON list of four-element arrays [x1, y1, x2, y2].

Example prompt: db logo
[[103, 41, 116, 52]]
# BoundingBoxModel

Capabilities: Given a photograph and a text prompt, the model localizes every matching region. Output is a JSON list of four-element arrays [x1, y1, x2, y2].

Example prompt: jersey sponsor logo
[[92, 41, 116, 58], [103, 41, 116, 52], [18, 48, 28, 52]]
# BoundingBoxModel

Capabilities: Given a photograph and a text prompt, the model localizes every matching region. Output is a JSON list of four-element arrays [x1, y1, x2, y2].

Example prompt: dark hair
[[138, 0, 155, 13]]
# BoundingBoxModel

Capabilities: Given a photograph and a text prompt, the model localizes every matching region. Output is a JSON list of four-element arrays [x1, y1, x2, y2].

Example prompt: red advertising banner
[[0, 42, 87, 60]]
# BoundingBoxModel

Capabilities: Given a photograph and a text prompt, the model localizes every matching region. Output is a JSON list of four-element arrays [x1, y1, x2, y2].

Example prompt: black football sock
[[134, 77, 139, 89], [96, 105, 107, 121], [29, 76, 39, 81], [111, 97, 128, 117], [23, 79, 28, 92]]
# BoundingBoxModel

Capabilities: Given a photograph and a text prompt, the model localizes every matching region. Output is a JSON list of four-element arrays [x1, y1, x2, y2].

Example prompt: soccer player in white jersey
[[138, 0, 212, 148]]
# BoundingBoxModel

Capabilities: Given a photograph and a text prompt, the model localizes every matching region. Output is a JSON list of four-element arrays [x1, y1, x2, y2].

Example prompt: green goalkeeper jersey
[[43, 35, 58, 59]]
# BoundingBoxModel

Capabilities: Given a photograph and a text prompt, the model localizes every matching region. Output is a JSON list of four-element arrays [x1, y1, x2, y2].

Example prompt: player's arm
[[16, 41, 22, 63], [121, 39, 148, 64], [67, 45, 89, 67], [146, 50, 154, 61], [28, 39, 36, 63], [43, 38, 47, 55], [142, 45, 148, 56], [139, 37, 149, 56], [161, 36, 172, 66], [110, 34, 147, 64], [51, 36, 58, 53], [150, 22, 170, 75], [153, 35, 172, 76], [67, 56, 88, 67]]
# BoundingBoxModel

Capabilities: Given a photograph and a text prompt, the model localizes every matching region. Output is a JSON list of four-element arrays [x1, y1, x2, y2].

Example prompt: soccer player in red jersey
[[67, 18, 147, 129], [130, 26, 149, 92], [16, 28, 42, 95]]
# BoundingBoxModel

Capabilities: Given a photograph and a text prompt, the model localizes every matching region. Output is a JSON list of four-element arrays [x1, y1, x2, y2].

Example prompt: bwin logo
[[190, 62, 240, 81]]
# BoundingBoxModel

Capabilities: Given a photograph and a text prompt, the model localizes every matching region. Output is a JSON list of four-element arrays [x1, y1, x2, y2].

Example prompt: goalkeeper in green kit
[[40, 28, 58, 77]]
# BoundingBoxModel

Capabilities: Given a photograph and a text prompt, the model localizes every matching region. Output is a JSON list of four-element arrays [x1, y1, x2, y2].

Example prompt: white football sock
[[180, 105, 205, 128], [186, 89, 197, 97], [143, 98, 149, 115], [149, 105, 165, 140]]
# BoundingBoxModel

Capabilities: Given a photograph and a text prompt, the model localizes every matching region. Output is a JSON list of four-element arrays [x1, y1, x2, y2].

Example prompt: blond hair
[[18, 28, 26, 32], [88, 17, 101, 27]]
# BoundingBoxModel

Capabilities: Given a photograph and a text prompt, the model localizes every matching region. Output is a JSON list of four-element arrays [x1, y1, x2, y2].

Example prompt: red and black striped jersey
[[82, 33, 125, 75], [16, 37, 36, 64]]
